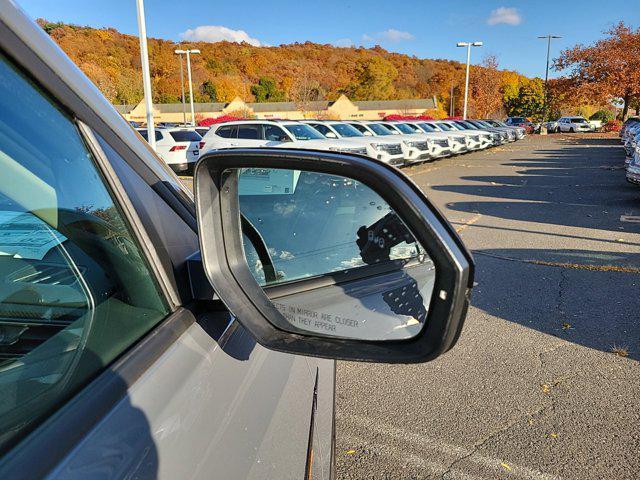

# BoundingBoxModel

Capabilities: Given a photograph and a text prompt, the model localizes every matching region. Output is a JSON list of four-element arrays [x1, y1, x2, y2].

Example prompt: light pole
[[175, 48, 200, 125], [135, 0, 155, 149], [175, 51, 187, 125], [538, 35, 562, 122], [456, 41, 483, 119]]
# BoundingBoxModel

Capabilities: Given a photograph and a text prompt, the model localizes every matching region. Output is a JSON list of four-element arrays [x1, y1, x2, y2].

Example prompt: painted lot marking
[[620, 215, 640, 223]]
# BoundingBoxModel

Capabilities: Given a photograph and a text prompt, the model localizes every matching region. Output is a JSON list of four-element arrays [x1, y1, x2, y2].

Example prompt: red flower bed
[[198, 115, 243, 126]]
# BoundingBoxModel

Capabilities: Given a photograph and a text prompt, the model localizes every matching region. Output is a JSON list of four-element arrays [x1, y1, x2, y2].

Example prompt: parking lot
[[333, 134, 640, 479]]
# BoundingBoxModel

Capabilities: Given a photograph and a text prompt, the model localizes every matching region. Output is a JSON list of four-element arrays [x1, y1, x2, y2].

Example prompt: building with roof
[[117, 94, 438, 124]]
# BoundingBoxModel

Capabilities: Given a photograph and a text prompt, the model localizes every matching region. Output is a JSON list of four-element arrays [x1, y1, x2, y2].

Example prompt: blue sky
[[17, 0, 640, 78]]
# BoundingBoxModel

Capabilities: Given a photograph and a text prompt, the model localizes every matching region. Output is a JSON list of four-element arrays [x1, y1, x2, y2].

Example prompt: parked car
[[136, 127, 202, 174], [201, 120, 369, 156], [400, 121, 469, 155], [626, 141, 640, 185], [195, 126, 210, 137], [453, 120, 507, 146], [483, 119, 526, 139], [434, 121, 492, 150], [505, 117, 536, 134], [301, 120, 406, 166], [468, 120, 516, 142], [557, 116, 594, 133], [347, 121, 434, 164], [0, 5, 476, 479], [377, 121, 454, 160], [541, 120, 559, 133]]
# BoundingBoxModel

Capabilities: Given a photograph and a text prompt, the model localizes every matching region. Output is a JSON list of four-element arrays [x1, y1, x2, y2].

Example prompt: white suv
[[201, 120, 368, 156], [136, 127, 202, 174], [302, 121, 405, 167], [558, 116, 594, 133], [376, 121, 453, 161]]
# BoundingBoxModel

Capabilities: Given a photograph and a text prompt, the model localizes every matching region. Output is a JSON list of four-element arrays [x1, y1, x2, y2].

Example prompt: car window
[[283, 124, 326, 140], [350, 123, 370, 134], [310, 123, 332, 136], [0, 53, 169, 453], [331, 123, 364, 137], [237, 125, 262, 140], [138, 129, 163, 142], [215, 125, 237, 138], [368, 123, 394, 135], [169, 130, 201, 142], [264, 124, 288, 141]]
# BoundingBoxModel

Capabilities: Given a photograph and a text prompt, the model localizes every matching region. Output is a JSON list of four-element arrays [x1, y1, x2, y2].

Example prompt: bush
[[603, 119, 622, 132], [590, 110, 616, 123]]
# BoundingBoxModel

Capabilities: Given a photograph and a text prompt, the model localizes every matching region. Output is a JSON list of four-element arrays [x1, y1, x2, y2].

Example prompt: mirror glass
[[227, 167, 437, 341]]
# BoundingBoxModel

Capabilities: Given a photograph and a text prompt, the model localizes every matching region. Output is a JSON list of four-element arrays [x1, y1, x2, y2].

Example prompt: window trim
[[79, 122, 180, 308]]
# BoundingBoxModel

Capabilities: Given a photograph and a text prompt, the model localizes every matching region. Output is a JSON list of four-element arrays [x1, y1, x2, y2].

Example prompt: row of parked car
[[136, 118, 526, 174], [505, 116, 599, 134], [621, 117, 640, 185]]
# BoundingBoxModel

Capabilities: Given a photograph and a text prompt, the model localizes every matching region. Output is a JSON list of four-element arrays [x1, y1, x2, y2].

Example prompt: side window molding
[[78, 122, 180, 308]]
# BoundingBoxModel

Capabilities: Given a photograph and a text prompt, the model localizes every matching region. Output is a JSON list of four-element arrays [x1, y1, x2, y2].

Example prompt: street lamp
[[174, 49, 200, 126], [135, 0, 155, 149], [538, 35, 562, 122], [456, 41, 483, 120], [175, 52, 187, 125]]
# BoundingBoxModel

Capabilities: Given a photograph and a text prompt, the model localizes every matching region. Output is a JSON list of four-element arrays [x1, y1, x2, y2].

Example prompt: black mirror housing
[[194, 148, 474, 363]]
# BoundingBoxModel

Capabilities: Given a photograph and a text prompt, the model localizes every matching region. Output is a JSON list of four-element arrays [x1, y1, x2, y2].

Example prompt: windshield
[[283, 124, 326, 140], [368, 123, 394, 135], [571, 118, 588, 123], [456, 121, 477, 130], [331, 123, 364, 137], [436, 122, 454, 131], [417, 123, 437, 132], [392, 123, 417, 134]]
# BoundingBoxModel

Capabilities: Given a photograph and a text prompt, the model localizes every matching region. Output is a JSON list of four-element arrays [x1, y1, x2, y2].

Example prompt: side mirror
[[363, 131, 373, 136], [325, 131, 338, 138], [279, 136, 292, 143], [194, 149, 474, 363]]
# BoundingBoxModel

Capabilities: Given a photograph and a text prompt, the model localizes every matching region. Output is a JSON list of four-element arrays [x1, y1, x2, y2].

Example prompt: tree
[[468, 55, 503, 118], [290, 71, 325, 115], [200, 80, 218, 102], [554, 22, 640, 119], [504, 78, 545, 120], [251, 77, 286, 102], [342, 57, 398, 100]]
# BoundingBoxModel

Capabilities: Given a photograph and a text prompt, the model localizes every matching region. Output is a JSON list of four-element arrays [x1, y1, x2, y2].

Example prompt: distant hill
[[37, 20, 531, 117]]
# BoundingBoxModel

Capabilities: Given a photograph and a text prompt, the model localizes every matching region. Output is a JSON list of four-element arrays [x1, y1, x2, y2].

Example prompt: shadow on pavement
[[434, 136, 640, 234], [471, 247, 640, 360]]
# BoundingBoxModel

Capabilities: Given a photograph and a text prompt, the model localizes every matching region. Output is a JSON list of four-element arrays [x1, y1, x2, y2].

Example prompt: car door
[[0, 21, 333, 480], [263, 124, 293, 146], [236, 123, 269, 148]]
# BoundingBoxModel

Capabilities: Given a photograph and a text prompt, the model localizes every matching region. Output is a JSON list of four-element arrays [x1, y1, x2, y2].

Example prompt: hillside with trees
[[38, 19, 635, 120]]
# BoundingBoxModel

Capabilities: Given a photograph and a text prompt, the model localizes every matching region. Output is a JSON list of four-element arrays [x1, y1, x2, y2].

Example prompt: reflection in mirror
[[228, 167, 436, 341]]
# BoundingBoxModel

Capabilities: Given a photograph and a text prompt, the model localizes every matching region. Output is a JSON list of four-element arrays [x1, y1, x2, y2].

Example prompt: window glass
[[418, 123, 436, 132], [237, 125, 261, 140], [330, 123, 364, 137], [350, 124, 370, 134], [310, 124, 331, 136], [283, 124, 325, 140], [368, 124, 394, 135], [0, 54, 169, 452], [216, 126, 237, 138], [169, 130, 201, 142], [393, 123, 416, 134], [137, 129, 163, 142], [264, 125, 288, 141]]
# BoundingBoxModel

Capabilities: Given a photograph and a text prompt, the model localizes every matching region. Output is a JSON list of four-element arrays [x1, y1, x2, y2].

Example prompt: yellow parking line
[[474, 251, 640, 274], [455, 213, 482, 233]]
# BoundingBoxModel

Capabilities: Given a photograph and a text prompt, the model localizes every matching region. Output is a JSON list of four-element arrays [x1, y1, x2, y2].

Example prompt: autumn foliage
[[555, 22, 640, 119]]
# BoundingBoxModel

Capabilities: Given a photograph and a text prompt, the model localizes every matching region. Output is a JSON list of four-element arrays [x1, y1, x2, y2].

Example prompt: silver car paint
[[1, 2, 334, 478]]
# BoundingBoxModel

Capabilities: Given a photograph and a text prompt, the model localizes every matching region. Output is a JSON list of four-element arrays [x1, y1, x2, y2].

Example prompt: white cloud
[[487, 7, 522, 26], [360, 29, 414, 45], [378, 29, 414, 42], [180, 25, 262, 46], [333, 38, 354, 47]]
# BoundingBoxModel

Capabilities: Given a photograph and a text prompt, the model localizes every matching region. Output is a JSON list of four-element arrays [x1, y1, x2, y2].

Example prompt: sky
[[17, 0, 640, 78]]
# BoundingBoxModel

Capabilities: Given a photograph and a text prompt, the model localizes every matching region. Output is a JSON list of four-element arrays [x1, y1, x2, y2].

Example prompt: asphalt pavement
[[335, 134, 640, 479]]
